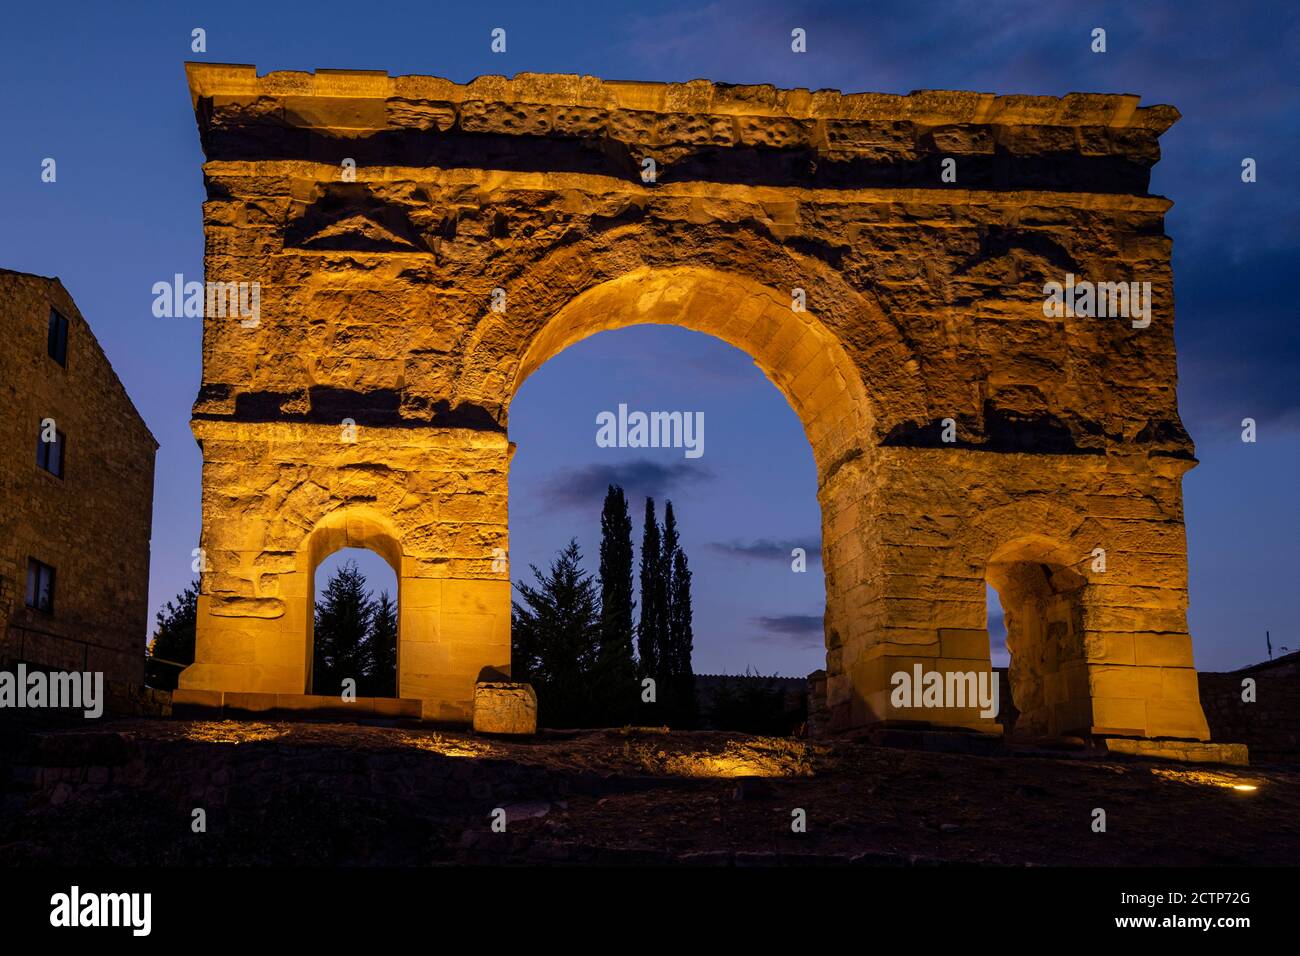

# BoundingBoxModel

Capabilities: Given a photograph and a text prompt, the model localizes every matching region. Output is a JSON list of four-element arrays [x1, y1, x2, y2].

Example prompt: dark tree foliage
[[367, 590, 398, 697], [636, 498, 663, 682], [655, 502, 676, 697], [657, 500, 679, 721], [595, 485, 637, 724], [312, 560, 376, 696], [705, 671, 803, 736], [661, 499, 680, 572], [652, 500, 698, 727], [626, 498, 699, 727], [145, 582, 198, 690], [668, 545, 697, 726], [508, 496, 698, 730], [511, 539, 603, 727], [659, 499, 680, 687]]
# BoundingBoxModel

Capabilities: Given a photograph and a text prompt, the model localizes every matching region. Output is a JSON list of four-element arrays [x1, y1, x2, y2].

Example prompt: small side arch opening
[[303, 509, 403, 698], [985, 535, 1090, 738]]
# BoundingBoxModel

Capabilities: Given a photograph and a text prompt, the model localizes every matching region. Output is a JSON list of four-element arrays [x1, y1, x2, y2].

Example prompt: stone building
[[178, 64, 1220, 749], [0, 269, 158, 685]]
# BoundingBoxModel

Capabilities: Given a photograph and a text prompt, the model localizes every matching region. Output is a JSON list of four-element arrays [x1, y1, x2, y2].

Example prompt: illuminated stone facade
[[180, 64, 1211, 740]]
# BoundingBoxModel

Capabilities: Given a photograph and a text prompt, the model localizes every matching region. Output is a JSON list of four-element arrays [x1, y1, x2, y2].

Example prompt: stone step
[[171, 689, 423, 721], [1096, 736, 1249, 766]]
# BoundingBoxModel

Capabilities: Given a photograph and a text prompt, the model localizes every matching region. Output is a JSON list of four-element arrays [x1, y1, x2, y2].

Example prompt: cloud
[[611, 0, 1300, 434], [753, 614, 824, 647], [539, 458, 713, 509], [708, 537, 821, 563], [987, 609, 1007, 655]]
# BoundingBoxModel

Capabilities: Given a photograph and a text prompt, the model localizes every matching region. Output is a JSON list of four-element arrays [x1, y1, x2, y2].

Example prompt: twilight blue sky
[[1, 0, 1296, 676]]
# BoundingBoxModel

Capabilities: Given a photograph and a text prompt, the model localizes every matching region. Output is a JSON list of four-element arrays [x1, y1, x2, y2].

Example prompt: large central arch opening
[[508, 267, 875, 473], [501, 267, 878, 732]]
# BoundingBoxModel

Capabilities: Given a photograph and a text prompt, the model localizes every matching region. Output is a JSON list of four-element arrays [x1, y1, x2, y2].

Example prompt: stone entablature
[[189, 66, 1177, 197], [187, 64, 1177, 130]]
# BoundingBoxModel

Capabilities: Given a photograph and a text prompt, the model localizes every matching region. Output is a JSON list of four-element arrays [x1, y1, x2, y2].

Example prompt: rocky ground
[[1, 717, 1297, 866]]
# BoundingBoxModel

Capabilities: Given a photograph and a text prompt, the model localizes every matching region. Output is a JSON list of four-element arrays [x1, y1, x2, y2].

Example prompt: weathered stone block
[[223, 692, 277, 713], [938, 628, 990, 659], [472, 682, 538, 735], [1135, 633, 1196, 667], [171, 688, 225, 717], [1100, 737, 1245, 765]]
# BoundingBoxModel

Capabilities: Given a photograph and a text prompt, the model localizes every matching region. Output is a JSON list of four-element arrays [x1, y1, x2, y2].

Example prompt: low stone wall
[[1198, 669, 1300, 765], [171, 688, 420, 721], [105, 681, 172, 719], [0, 679, 169, 732]]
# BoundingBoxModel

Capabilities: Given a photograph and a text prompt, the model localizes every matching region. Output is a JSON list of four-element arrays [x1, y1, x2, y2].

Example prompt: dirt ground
[[2, 718, 1297, 866]]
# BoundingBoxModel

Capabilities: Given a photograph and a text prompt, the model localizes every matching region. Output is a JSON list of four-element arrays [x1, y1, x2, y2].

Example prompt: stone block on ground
[[473, 681, 537, 735], [1099, 736, 1249, 766], [171, 688, 224, 717]]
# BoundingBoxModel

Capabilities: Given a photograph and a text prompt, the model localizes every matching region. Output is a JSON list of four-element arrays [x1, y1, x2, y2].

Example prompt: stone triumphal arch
[[179, 63, 1215, 744]]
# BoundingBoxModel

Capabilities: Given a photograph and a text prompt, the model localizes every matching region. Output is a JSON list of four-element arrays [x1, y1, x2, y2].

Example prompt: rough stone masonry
[[0, 269, 157, 692], [178, 63, 1215, 745]]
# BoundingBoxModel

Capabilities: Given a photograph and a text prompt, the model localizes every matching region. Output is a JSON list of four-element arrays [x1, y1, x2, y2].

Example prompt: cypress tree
[[637, 498, 660, 677], [660, 500, 698, 726], [661, 499, 679, 616], [669, 546, 697, 726], [596, 484, 637, 723], [659, 500, 680, 717], [637, 498, 662, 715], [368, 590, 398, 697], [656, 501, 676, 673]]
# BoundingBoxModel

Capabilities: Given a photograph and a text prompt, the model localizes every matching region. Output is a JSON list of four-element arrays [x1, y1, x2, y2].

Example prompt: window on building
[[35, 425, 65, 478], [48, 308, 69, 366], [26, 559, 56, 613]]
